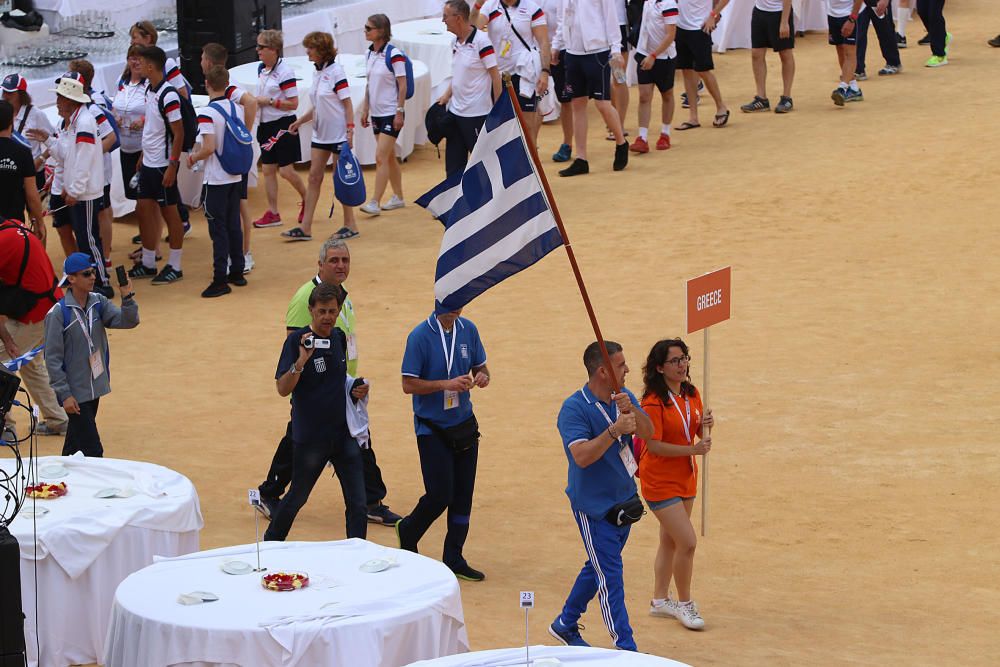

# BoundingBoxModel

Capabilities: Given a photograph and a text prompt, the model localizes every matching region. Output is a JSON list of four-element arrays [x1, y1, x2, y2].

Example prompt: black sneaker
[[558, 158, 589, 177], [201, 282, 231, 298], [740, 95, 770, 112], [612, 141, 628, 171], [855, 71, 868, 81], [128, 263, 157, 279], [227, 273, 248, 287], [548, 618, 590, 647], [131, 233, 141, 244], [918, 33, 930, 45], [989, 34, 1000, 48], [367, 502, 402, 525], [449, 562, 486, 582], [774, 96, 793, 113], [897, 33, 907, 48], [394, 518, 418, 552], [151, 264, 183, 285], [95, 284, 115, 299], [255, 495, 280, 521]]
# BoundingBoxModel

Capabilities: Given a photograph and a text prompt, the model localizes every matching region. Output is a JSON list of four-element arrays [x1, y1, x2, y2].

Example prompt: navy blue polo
[[276, 327, 348, 443]]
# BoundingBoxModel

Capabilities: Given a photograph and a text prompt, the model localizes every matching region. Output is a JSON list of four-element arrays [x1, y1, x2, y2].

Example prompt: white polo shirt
[[637, 0, 679, 59], [482, 0, 547, 75], [309, 60, 351, 145], [366, 44, 408, 118], [826, 0, 854, 17], [112, 78, 148, 153], [756, 0, 784, 11], [257, 59, 298, 124], [142, 79, 183, 168], [196, 99, 243, 186], [677, 0, 711, 30], [449, 27, 499, 118]]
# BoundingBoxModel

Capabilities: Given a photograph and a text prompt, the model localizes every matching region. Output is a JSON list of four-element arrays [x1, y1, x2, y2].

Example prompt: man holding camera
[[264, 282, 368, 541], [549, 340, 652, 650], [396, 308, 490, 581]]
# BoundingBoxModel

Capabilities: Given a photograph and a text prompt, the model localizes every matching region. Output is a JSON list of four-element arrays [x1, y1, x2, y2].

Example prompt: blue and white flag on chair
[[416, 88, 564, 314]]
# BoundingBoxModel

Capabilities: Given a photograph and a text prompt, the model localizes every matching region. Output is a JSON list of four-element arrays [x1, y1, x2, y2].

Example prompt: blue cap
[[62, 252, 97, 279]]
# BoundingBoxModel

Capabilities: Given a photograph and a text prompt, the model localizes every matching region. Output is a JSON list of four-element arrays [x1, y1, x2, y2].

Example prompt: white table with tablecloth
[[405, 645, 693, 667], [103, 539, 469, 667], [391, 18, 454, 94], [3, 453, 203, 667], [229, 53, 431, 166]]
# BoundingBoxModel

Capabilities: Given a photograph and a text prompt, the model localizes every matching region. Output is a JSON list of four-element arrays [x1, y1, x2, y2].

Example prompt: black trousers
[[444, 112, 487, 178], [857, 4, 901, 71], [397, 431, 479, 569], [204, 182, 244, 282], [916, 0, 947, 57], [69, 199, 108, 287], [259, 419, 388, 507], [262, 432, 367, 541], [61, 397, 102, 457]]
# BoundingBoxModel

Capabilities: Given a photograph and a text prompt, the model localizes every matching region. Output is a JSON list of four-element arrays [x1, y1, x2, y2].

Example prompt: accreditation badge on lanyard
[[667, 392, 694, 471], [439, 322, 459, 410], [594, 398, 638, 477], [338, 307, 357, 361], [73, 309, 104, 380]]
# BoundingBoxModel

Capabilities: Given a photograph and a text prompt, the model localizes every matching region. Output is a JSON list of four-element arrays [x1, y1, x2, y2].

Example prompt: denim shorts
[[646, 496, 695, 512]]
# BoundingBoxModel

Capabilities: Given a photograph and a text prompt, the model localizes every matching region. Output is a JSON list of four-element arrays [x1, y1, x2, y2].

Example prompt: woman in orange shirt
[[636, 338, 713, 630]]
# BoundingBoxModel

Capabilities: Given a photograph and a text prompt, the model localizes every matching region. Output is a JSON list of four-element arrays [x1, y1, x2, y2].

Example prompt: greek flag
[[416, 89, 564, 313], [3, 345, 44, 372]]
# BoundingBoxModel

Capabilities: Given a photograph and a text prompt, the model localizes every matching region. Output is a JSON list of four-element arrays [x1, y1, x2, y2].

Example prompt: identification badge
[[500, 38, 512, 57], [443, 390, 459, 410], [346, 333, 358, 360], [89, 350, 104, 379], [618, 443, 638, 477]]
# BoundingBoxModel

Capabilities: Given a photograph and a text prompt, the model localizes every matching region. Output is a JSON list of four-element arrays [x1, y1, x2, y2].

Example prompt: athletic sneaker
[[151, 264, 183, 285], [990, 34, 1000, 48], [878, 64, 902, 75], [844, 87, 864, 103], [774, 96, 793, 113], [680, 80, 705, 109], [855, 71, 868, 81], [552, 143, 572, 162], [558, 158, 589, 177], [613, 141, 629, 171], [243, 252, 255, 274], [650, 597, 679, 618], [945, 32, 953, 54], [548, 618, 589, 647], [740, 95, 770, 112], [394, 518, 418, 552], [127, 263, 157, 279], [450, 562, 486, 582], [227, 273, 248, 287], [253, 210, 282, 228], [366, 502, 402, 525], [897, 33, 907, 48], [255, 495, 279, 521], [629, 136, 649, 153], [131, 233, 141, 245], [675, 601, 705, 630], [35, 421, 68, 436], [918, 33, 930, 45], [925, 55, 948, 67], [95, 284, 114, 299], [656, 133, 671, 150], [831, 86, 848, 106], [382, 195, 405, 210], [201, 282, 231, 298], [360, 200, 381, 216]]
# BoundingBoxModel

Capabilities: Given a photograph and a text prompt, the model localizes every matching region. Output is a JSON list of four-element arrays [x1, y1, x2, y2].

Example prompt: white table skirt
[[712, 0, 832, 53], [230, 53, 431, 166], [104, 539, 469, 667], [4, 454, 203, 667], [392, 19, 454, 91], [405, 645, 693, 667]]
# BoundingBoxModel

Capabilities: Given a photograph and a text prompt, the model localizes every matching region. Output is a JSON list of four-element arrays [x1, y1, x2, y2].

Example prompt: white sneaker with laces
[[243, 252, 255, 274], [382, 195, 405, 210], [675, 601, 705, 630], [360, 200, 381, 216], [649, 597, 678, 618]]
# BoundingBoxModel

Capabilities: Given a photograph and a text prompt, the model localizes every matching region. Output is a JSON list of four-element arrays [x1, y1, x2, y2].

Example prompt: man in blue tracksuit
[[550, 340, 653, 651]]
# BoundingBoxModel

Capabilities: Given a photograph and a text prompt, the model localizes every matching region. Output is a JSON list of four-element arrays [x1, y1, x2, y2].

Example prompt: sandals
[[333, 226, 359, 240], [281, 227, 313, 241], [676, 121, 701, 131], [713, 110, 730, 128]]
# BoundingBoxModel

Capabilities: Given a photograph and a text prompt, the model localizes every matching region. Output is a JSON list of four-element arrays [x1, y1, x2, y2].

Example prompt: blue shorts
[[565, 51, 612, 101], [828, 15, 858, 45], [371, 115, 402, 139], [137, 164, 180, 207], [646, 496, 695, 512]]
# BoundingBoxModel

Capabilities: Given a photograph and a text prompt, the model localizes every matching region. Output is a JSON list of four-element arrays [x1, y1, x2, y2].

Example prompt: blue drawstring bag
[[333, 143, 366, 208]]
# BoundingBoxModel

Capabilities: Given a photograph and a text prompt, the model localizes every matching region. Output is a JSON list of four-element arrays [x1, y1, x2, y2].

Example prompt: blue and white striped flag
[[416, 89, 564, 314], [3, 345, 44, 372]]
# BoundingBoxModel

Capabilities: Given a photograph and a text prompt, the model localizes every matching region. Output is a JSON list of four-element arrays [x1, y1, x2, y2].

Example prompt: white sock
[[638, 127, 648, 140], [897, 8, 911, 36], [838, 81, 848, 90], [168, 249, 183, 271], [849, 79, 860, 91], [141, 248, 156, 269], [662, 124, 671, 136], [651, 598, 667, 607]]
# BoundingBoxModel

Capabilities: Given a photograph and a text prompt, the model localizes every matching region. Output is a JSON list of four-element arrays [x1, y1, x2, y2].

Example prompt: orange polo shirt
[[635, 388, 704, 502]]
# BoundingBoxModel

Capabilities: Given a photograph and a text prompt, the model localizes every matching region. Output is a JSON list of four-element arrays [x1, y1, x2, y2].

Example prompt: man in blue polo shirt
[[549, 340, 653, 651], [396, 308, 491, 581]]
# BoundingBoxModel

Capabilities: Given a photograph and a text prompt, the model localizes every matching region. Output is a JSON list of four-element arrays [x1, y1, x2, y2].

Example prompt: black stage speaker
[[0, 527, 26, 666], [177, 0, 282, 95]]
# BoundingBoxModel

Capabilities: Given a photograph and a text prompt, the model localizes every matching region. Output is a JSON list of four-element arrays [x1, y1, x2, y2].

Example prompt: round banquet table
[[104, 539, 470, 667], [229, 54, 431, 167], [3, 453, 203, 667], [391, 19, 454, 92], [405, 645, 693, 667]]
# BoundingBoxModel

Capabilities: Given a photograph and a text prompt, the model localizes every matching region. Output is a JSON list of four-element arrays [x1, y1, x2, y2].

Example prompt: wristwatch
[[395, 106, 405, 113], [289, 364, 303, 375]]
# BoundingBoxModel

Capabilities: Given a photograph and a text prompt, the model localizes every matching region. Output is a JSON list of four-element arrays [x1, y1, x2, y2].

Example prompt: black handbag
[[605, 494, 645, 526], [418, 414, 480, 453]]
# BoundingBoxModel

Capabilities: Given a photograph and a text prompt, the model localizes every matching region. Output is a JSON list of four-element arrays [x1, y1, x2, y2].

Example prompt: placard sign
[[686, 266, 731, 334]]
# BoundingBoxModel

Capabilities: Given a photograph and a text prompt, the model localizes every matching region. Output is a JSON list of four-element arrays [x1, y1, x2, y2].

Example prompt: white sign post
[[520, 591, 534, 665], [248, 489, 266, 572]]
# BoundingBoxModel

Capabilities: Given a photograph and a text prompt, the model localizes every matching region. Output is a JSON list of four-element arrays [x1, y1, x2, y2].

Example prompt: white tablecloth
[[104, 539, 468, 667], [712, 0, 830, 52], [406, 646, 693, 667], [34, 0, 173, 32], [4, 454, 203, 667], [230, 53, 431, 166], [392, 19, 454, 91]]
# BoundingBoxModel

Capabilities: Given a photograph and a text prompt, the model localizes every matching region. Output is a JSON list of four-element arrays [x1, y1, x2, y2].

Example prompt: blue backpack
[[384, 44, 415, 100], [208, 101, 254, 175], [89, 93, 121, 152]]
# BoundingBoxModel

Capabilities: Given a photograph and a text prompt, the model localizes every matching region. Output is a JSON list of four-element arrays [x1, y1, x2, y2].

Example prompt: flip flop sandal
[[333, 226, 359, 240], [281, 227, 313, 241], [676, 122, 701, 131], [713, 110, 731, 128]]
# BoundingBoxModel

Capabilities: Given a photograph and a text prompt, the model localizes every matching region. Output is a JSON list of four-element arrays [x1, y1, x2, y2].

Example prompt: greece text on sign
[[686, 267, 732, 334]]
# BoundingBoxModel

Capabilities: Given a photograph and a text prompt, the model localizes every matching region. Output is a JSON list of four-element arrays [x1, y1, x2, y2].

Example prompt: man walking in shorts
[[828, 0, 865, 106], [675, 0, 731, 129], [741, 0, 795, 114]]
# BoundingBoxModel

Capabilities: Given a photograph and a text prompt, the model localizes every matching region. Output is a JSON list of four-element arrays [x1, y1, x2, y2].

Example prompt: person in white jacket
[[50, 75, 112, 298], [551, 0, 629, 176]]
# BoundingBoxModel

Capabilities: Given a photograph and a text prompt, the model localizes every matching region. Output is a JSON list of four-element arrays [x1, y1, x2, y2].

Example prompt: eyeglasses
[[77, 270, 96, 278], [664, 355, 691, 366], [363, 25, 375, 32], [256, 43, 271, 50]]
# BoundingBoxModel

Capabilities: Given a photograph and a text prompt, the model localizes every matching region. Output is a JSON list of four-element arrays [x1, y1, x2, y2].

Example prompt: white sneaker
[[382, 195, 405, 210], [675, 601, 705, 630], [243, 252, 255, 274], [360, 200, 381, 216], [649, 597, 678, 618]]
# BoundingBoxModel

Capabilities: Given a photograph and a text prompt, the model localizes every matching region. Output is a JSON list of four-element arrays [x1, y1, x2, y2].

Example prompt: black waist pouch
[[605, 494, 645, 527], [419, 415, 480, 453]]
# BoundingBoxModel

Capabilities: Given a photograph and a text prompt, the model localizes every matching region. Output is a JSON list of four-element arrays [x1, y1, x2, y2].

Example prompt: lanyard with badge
[[72, 308, 105, 379], [667, 391, 696, 471], [338, 299, 357, 362], [592, 395, 638, 477], [439, 320, 459, 410]]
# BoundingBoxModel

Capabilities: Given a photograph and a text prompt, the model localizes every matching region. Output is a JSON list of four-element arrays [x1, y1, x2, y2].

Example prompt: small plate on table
[[39, 463, 68, 479], [262, 571, 309, 591], [94, 488, 135, 499], [359, 556, 397, 573], [220, 560, 253, 576], [20, 507, 50, 519], [177, 591, 219, 605]]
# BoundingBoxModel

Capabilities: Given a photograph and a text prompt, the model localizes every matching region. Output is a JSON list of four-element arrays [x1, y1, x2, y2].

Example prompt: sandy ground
[[6, 2, 1000, 664]]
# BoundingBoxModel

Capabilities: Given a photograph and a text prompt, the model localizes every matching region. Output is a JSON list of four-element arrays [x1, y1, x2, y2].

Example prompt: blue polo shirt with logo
[[401, 315, 487, 436], [557, 384, 643, 518]]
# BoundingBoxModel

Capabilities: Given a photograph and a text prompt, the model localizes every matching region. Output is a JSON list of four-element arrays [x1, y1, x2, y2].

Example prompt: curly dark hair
[[642, 338, 696, 404]]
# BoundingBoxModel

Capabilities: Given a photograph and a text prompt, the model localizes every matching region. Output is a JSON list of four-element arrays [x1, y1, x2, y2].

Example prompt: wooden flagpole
[[701, 327, 710, 536], [504, 78, 621, 392]]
